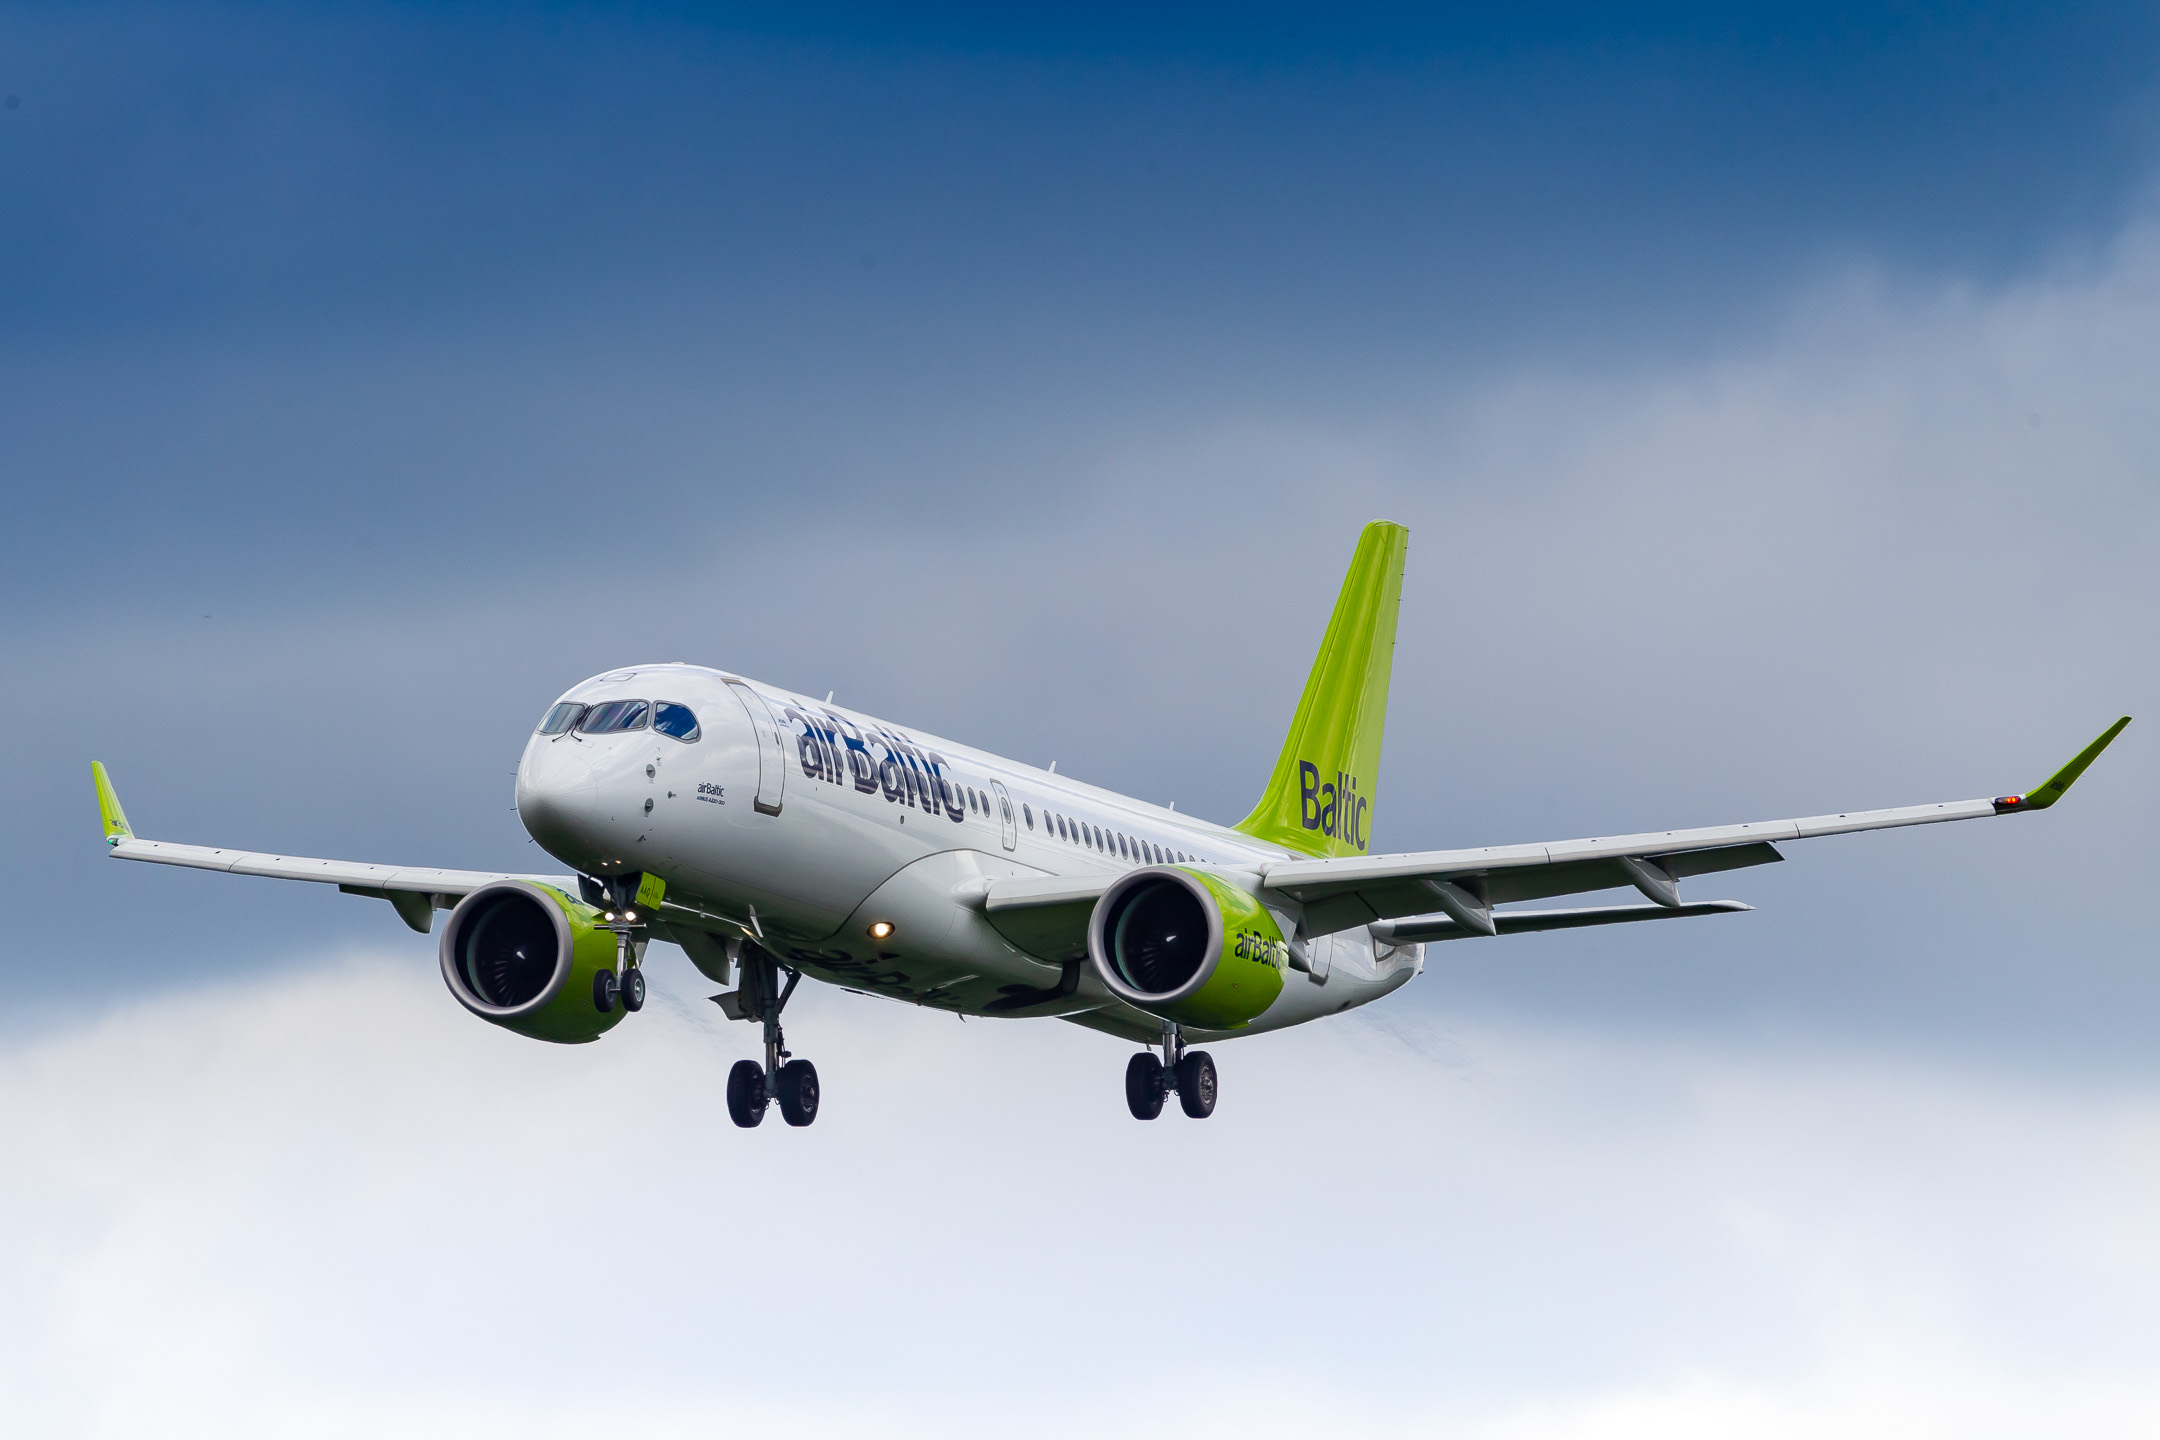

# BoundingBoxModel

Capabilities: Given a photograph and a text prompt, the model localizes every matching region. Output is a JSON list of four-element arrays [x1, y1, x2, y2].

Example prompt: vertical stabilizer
[[1234, 521, 1408, 857]]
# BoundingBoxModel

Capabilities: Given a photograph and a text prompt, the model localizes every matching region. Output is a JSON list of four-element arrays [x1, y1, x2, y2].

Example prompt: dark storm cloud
[[1, 2, 2152, 609]]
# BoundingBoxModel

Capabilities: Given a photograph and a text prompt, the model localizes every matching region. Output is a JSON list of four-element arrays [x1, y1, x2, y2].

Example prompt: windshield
[[577, 700, 650, 734], [536, 702, 585, 736]]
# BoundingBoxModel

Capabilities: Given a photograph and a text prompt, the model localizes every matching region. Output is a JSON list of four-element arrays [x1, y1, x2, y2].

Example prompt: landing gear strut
[[1126, 1022, 1217, 1120], [723, 943, 820, 1129], [589, 874, 653, 1015]]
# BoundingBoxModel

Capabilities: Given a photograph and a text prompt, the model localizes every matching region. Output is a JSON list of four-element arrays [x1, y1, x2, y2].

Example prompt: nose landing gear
[[591, 928, 649, 1014], [1126, 1023, 1217, 1120], [588, 872, 658, 1015]]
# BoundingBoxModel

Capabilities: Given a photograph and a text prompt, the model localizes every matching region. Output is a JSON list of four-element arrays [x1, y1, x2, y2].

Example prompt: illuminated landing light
[[868, 920, 896, 941], [604, 911, 617, 921], [623, 910, 637, 922]]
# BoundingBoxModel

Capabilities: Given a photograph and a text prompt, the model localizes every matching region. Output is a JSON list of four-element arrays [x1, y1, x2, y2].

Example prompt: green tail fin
[[1234, 521, 1409, 857]]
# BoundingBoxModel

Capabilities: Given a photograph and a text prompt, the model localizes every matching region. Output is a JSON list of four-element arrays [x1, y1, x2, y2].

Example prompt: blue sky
[[5, 6, 2160, 1434]]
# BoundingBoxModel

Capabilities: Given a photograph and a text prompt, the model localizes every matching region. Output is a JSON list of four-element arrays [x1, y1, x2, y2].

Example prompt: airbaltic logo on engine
[[1298, 760, 1369, 851], [782, 703, 970, 823], [1233, 929, 1289, 968]]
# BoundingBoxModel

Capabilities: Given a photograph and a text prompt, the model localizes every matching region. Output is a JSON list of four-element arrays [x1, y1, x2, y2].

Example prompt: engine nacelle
[[1087, 867, 1288, 1030], [439, 880, 624, 1044]]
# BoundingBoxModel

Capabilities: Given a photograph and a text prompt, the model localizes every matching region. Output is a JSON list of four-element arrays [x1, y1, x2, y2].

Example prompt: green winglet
[[92, 761, 134, 844], [2000, 716, 2132, 812]]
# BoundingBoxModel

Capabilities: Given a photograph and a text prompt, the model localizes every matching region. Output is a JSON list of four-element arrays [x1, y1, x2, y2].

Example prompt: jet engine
[[1087, 868, 1288, 1030], [439, 880, 625, 1044]]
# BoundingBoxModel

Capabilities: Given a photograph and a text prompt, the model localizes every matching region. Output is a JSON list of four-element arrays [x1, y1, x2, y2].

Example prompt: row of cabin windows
[[536, 700, 701, 742], [1019, 802, 1193, 866]]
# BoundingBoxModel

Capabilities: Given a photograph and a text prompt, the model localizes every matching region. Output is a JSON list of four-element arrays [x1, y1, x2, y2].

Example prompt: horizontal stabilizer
[[1371, 899, 1753, 946]]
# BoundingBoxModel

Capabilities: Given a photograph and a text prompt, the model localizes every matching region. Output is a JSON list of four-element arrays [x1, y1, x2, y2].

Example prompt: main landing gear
[[1126, 1023, 1217, 1120], [724, 944, 820, 1129]]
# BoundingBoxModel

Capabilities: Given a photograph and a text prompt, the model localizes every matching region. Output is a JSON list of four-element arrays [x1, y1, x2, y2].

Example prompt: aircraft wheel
[[593, 970, 619, 1013], [776, 1058, 820, 1127], [1176, 1050, 1218, 1118], [1125, 1052, 1166, 1120], [727, 1059, 769, 1128], [620, 967, 647, 1012]]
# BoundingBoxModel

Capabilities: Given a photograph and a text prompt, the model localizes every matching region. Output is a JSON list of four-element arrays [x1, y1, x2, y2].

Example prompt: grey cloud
[[7, 953, 2160, 1435]]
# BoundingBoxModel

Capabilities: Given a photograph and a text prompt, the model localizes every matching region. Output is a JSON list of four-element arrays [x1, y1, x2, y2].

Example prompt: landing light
[[868, 920, 896, 940], [603, 911, 617, 921], [623, 910, 637, 922]]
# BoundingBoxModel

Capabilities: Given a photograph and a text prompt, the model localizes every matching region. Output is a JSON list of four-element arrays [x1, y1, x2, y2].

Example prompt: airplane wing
[[1265, 717, 2131, 939], [93, 762, 564, 934]]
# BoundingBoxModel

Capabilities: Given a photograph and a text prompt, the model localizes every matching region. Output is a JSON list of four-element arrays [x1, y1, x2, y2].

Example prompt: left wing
[[1267, 717, 2131, 938]]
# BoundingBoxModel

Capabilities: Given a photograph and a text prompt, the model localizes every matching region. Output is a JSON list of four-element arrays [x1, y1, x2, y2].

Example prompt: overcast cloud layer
[[5, 5, 2159, 1434], [10, 955, 2160, 1438]]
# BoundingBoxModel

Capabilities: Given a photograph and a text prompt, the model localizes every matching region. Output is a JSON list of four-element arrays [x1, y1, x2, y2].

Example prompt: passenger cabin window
[[578, 700, 650, 734], [1023, 805, 1034, 828], [537, 702, 585, 736], [652, 702, 701, 742]]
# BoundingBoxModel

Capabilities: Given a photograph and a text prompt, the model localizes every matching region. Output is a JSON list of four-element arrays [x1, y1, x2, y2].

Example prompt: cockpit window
[[537, 702, 585, 736], [653, 702, 701, 742], [578, 700, 650, 734]]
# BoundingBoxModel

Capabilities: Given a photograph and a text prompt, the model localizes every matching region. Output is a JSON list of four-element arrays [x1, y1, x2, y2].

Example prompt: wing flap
[[1373, 899, 1753, 945]]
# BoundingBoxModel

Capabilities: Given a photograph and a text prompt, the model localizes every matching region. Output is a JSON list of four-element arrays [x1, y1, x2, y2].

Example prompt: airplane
[[90, 521, 2129, 1128]]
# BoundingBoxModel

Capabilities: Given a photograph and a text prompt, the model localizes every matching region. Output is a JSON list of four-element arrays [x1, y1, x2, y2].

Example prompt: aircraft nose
[[516, 744, 601, 863]]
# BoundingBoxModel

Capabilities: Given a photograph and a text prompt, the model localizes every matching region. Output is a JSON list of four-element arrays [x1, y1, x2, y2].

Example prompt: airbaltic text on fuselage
[[1298, 760, 1369, 851], [784, 705, 970, 821]]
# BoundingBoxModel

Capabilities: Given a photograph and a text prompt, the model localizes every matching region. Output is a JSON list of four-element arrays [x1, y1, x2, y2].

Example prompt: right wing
[[94, 762, 764, 943], [95, 761, 564, 933]]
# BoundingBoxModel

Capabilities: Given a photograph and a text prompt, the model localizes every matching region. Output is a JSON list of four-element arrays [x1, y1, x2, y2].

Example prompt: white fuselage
[[515, 663, 1418, 1042]]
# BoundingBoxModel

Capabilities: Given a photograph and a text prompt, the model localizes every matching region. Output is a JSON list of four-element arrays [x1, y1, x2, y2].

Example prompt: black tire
[[776, 1058, 820, 1127], [1176, 1050, 1218, 1118], [726, 1059, 769, 1128], [593, 970, 619, 1013], [1125, 1052, 1166, 1120], [620, 967, 647, 1012]]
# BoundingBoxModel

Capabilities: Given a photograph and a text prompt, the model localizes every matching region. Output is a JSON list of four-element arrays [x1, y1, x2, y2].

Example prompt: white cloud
[[6, 949, 2160, 1438]]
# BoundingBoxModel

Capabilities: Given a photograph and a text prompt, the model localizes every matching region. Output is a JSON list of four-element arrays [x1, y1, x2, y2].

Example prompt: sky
[[5, 3, 2160, 1434]]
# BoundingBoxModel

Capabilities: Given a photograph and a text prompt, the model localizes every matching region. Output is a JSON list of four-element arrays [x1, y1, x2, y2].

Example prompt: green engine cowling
[[1087, 867, 1288, 1030], [439, 880, 624, 1044]]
